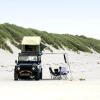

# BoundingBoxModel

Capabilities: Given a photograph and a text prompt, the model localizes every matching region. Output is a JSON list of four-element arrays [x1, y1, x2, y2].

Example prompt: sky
[[0, 0, 100, 39]]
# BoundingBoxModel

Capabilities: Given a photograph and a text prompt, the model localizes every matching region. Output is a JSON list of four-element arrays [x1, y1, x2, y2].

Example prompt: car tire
[[35, 71, 40, 80], [14, 70, 19, 80], [40, 69, 42, 80]]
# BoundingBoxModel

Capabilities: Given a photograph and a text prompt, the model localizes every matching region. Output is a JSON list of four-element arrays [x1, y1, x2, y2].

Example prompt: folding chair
[[59, 67, 69, 79], [49, 67, 61, 79]]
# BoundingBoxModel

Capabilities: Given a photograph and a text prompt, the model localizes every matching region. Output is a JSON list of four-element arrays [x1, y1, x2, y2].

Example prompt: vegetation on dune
[[0, 23, 100, 53]]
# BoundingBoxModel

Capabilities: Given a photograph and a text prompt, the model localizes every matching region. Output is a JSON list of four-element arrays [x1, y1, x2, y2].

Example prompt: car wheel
[[40, 71, 42, 80], [14, 70, 19, 80], [35, 71, 40, 80]]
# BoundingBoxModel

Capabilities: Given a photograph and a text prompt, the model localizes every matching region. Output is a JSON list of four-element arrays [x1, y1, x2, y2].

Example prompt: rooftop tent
[[21, 36, 41, 52], [21, 36, 41, 45]]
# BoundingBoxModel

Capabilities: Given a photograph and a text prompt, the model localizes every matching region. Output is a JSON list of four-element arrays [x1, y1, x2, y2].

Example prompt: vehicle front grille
[[20, 65, 33, 70], [19, 70, 32, 76]]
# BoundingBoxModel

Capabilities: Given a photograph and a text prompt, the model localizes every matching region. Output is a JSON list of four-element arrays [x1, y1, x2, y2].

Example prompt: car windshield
[[18, 55, 37, 61]]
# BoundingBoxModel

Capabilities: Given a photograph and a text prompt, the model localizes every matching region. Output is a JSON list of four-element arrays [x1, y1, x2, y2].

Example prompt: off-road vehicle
[[14, 52, 42, 80], [14, 36, 42, 80]]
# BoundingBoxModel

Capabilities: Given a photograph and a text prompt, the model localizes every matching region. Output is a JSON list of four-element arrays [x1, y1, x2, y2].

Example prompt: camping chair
[[59, 67, 69, 79], [49, 67, 61, 79]]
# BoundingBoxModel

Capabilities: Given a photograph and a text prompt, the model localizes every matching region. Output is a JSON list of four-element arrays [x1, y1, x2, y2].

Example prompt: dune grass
[[0, 23, 100, 53]]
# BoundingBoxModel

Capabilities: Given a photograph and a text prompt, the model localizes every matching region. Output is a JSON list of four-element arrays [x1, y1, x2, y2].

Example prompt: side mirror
[[15, 60, 17, 64]]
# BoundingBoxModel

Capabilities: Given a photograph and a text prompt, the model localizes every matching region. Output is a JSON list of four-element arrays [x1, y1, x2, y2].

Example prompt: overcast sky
[[0, 0, 100, 39]]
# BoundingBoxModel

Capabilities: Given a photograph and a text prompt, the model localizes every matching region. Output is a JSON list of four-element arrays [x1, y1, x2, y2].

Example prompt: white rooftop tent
[[21, 36, 41, 52], [21, 36, 41, 45]]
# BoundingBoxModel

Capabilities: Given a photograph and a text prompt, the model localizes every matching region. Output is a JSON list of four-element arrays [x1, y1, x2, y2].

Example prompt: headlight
[[17, 67, 20, 70], [32, 67, 35, 70]]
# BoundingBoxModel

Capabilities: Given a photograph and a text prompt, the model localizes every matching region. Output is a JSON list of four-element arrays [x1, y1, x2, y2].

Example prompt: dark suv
[[14, 52, 42, 80]]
